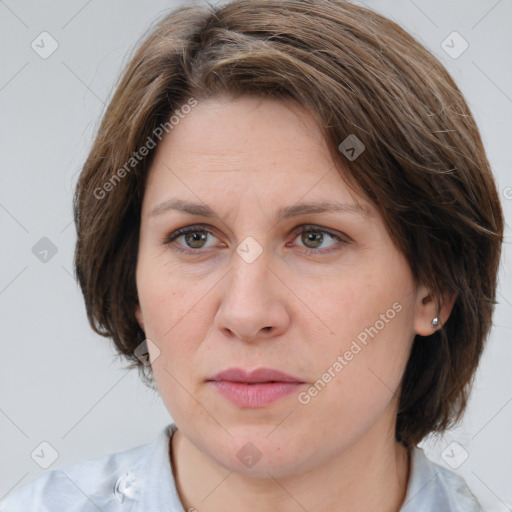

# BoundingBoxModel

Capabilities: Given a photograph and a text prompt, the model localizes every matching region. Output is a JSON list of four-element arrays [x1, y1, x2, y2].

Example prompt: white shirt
[[1, 423, 483, 511]]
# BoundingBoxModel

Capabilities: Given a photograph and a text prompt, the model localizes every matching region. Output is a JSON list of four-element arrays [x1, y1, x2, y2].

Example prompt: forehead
[[143, 95, 369, 216], [153, 95, 329, 170]]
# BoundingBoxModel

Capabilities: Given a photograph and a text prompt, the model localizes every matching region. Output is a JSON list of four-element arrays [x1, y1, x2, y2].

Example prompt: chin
[[204, 427, 317, 479]]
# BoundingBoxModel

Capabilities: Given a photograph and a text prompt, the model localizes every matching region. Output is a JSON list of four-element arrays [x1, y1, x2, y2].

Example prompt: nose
[[214, 255, 291, 343]]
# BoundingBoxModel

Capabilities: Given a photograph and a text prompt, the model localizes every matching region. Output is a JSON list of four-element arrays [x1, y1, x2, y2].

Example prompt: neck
[[170, 424, 411, 512]]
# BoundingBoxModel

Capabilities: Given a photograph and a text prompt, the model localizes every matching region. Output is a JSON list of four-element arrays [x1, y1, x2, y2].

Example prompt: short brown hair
[[73, 0, 504, 447]]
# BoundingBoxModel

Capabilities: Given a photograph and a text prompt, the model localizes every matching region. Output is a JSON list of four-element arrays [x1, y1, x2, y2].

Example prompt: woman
[[2, 0, 503, 510]]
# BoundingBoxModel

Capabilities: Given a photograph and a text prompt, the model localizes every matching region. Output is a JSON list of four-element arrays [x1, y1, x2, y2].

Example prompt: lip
[[207, 367, 305, 408], [209, 367, 304, 384]]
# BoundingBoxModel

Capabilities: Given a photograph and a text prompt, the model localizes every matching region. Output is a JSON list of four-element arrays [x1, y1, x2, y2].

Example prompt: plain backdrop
[[1, 0, 511, 510]]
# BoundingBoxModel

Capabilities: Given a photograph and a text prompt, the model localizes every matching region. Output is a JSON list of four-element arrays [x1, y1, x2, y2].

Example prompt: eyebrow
[[150, 198, 369, 221]]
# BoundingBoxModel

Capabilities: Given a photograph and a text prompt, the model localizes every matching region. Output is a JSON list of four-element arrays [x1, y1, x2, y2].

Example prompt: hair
[[73, 0, 504, 447]]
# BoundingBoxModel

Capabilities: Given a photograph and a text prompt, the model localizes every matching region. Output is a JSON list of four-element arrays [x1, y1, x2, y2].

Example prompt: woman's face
[[135, 94, 432, 477]]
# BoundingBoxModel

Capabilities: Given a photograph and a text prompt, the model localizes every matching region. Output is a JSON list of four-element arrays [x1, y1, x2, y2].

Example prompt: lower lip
[[209, 381, 303, 407]]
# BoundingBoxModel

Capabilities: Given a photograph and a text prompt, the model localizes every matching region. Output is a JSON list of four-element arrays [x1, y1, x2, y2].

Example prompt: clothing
[[1, 423, 483, 511]]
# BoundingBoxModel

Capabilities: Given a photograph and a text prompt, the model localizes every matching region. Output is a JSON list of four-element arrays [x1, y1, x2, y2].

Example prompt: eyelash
[[163, 224, 350, 256]]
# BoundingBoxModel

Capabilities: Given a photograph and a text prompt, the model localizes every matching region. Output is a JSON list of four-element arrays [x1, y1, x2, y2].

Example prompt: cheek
[[298, 310, 414, 454], [137, 259, 206, 338], [137, 265, 212, 398], [302, 254, 415, 399], [297, 257, 411, 344]]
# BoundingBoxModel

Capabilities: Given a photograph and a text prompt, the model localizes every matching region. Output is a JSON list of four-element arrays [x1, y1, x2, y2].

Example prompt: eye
[[164, 225, 220, 253], [289, 225, 349, 254]]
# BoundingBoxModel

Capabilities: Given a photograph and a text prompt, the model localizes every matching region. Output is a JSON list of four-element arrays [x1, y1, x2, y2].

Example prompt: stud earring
[[432, 317, 440, 328]]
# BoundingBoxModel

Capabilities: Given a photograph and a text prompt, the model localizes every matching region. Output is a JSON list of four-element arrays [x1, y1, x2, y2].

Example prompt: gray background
[[1, 0, 511, 509]]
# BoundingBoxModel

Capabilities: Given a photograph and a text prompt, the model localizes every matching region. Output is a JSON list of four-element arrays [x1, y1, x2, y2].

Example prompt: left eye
[[291, 227, 344, 252]]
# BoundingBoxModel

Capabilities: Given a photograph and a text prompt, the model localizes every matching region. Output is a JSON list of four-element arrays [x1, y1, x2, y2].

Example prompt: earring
[[432, 317, 440, 328]]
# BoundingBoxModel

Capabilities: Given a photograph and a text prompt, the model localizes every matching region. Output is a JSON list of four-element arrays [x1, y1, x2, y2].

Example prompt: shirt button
[[113, 470, 139, 503]]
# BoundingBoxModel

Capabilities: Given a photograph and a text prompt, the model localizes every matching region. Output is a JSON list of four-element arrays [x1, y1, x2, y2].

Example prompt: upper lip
[[208, 367, 304, 384]]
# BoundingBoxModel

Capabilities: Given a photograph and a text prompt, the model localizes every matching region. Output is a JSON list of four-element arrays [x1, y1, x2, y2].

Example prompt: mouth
[[206, 367, 306, 408]]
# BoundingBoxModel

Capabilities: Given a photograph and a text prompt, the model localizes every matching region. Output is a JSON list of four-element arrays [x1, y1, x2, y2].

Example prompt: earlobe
[[414, 286, 456, 336], [135, 305, 145, 331]]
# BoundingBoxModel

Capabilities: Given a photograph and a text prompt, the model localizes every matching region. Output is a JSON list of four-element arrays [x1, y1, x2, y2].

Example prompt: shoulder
[[0, 427, 172, 512], [401, 446, 484, 512]]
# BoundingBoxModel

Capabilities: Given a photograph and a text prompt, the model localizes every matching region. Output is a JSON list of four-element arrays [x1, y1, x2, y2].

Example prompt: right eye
[[164, 225, 221, 254]]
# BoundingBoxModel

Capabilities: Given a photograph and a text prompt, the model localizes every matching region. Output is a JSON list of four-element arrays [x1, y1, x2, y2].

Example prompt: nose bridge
[[227, 247, 273, 308], [227, 219, 273, 295], [215, 247, 290, 341]]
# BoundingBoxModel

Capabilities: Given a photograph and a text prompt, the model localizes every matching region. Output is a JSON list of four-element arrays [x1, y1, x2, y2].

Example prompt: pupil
[[303, 231, 322, 248], [186, 232, 207, 248]]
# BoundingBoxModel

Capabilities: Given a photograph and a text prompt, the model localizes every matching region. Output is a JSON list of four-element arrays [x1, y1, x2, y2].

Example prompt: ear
[[414, 285, 456, 336], [135, 304, 145, 331]]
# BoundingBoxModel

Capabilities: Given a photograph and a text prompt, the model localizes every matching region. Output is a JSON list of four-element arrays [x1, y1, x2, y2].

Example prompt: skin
[[135, 94, 454, 512]]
